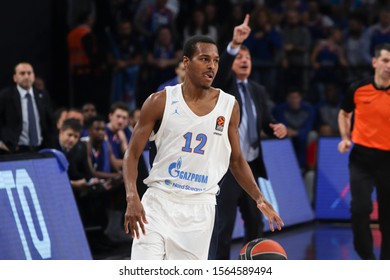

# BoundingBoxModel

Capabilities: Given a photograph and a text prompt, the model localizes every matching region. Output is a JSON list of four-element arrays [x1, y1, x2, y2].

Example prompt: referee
[[338, 43, 390, 260]]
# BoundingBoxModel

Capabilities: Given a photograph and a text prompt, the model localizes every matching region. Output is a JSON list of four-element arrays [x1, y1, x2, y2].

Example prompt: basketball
[[240, 238, 287, 260]]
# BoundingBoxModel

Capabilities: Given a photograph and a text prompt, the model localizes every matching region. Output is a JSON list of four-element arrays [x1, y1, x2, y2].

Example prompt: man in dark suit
[[0, 62, 55, 154], [211, 15, 287, 260]]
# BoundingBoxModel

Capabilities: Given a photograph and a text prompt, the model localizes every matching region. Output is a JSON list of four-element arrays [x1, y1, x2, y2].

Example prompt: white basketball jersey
[[144, 84, 235, 203]]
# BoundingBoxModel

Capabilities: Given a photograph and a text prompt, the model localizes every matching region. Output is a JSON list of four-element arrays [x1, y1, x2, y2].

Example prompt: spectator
[[310, 27, 348, 103], [156, 61, 185, 91], [55, 118, 113, 252], [281, 8, 311, 97], [82, 102, 97, 120], [85, 115, 122, 183], [344, 13, 372, 83], [146, 25, 183, 92], [106, 102, 129, 159], [273, 88, 316, 171], [317, 83, 342, 136], [244, 6, 283, 95], [369, 9, 390, 55], [79, 103, 97, 138], [105, 103, 136, 243], [128, 107, 141, 131], [0, 62, 55, 154], [67, 12, 100, 108], [302, 0, 334, 46], [107, 19, 142, 110], [134, 0, 176, 46], [183, 7, 218, 43], [85, 115, 127, 243], [218, 4, 245, 51]]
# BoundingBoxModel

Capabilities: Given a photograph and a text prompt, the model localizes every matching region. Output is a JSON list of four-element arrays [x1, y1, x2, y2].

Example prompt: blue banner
[[0, 154, 92, 260], [315, 138, 378, 220], [233, 138, 314, 238]]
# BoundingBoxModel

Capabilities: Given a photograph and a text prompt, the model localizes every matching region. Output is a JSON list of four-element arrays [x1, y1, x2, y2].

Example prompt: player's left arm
[[228, 100, 284, 231]]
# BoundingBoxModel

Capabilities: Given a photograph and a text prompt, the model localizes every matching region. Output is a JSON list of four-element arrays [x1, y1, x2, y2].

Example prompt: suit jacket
[[212, 50, 276, 140], [0, 86, 55, 152], [212, 50, 277, 178]]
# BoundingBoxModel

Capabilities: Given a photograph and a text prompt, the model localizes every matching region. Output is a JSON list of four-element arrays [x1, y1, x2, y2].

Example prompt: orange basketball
[[240, 238, 287, 260]]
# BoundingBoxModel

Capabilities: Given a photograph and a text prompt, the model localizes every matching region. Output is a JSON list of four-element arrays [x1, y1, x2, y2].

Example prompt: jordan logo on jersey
[[215, 116, 225, 132]]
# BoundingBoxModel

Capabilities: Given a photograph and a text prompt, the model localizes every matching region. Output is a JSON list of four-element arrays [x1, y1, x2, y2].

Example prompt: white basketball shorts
[[131, 188, 215, 260]]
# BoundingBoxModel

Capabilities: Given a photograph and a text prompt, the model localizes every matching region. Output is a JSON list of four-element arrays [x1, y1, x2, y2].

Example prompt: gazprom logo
[[168, 157, 182, 177], [168, 157, 208, 184]]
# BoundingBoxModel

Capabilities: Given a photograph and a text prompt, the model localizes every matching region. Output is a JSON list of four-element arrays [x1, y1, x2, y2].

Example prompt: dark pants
[[211, 157, 266, 260], [349, 144, 390, 260]]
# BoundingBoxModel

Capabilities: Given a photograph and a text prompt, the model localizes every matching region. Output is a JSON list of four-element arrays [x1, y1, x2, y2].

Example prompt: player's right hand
[[124, 195, 148, 239]]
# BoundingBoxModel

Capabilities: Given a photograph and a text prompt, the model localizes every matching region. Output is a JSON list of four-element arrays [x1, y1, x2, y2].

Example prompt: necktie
[[26, 93, 39, 146], [238, 82, 258, 148]]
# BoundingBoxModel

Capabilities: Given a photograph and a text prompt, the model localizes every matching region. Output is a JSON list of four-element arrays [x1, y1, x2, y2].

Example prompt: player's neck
[[181, 82, 210, 101], [374, 76, 390, 89]]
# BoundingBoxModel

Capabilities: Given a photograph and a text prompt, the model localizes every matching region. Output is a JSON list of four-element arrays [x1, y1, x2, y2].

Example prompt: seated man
[[84, 115, 129, 243], [56, 118, 111, 250], [273, 88, 316, 172]]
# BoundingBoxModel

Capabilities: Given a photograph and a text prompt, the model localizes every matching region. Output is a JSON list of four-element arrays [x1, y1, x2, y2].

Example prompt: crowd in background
[[64, 0, 390, 172], [1, 0, 390, 256]]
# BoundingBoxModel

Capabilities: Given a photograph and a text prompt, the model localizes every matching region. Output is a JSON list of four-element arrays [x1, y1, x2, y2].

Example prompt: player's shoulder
[[148, 88, 167, 103], [141, 89, 167, 118]]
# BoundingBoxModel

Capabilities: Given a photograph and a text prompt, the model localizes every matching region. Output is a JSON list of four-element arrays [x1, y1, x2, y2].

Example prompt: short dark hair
[[374, 43, 390, 58], [183, 35, 217, 59], [109, 102, 129, 114], [85, 115, 106, 129], [61, 118, 82, 133], [286, 86, 302, 96]]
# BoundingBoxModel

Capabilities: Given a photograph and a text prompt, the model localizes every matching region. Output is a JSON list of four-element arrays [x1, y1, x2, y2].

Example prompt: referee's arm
[[338, 109, 353, 153]]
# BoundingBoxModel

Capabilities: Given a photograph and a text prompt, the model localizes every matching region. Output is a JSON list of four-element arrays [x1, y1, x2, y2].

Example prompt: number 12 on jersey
[[181, 132, 207, 155]]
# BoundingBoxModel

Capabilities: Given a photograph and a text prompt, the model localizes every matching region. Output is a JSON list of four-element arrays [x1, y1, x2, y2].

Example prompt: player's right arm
[[123, 90, 166, 239]]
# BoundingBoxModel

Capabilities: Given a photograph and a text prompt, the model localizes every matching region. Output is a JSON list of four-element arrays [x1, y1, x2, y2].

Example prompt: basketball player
[[123, 21, 284, 259]]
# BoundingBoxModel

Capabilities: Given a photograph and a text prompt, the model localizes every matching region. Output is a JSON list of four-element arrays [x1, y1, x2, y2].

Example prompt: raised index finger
[[243, 14, 250, 26]]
